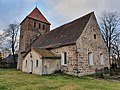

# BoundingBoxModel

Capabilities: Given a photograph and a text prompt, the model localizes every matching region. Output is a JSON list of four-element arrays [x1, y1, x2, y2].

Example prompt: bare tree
[[0, 33, 5, 49], [112, 35, 120, 67], [0, 34, 3, 48], [99, 11, 120, 66], [4, 24, 19, 67]]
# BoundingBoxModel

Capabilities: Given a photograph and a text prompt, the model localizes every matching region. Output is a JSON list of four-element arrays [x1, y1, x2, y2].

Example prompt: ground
[[0, 69, 120, 90]]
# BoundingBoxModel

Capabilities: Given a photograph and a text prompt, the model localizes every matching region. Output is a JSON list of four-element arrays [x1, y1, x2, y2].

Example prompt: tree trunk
[[118, 52, 120, 68], [108, 42, 111, 66], [118, 60, 120, 68], [12, 43, 16, 68]]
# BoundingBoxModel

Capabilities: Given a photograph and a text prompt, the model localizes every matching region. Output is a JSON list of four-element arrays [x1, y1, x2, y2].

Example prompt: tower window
[[43, 25, 45, 30], [34, 22, 36, 28], [94, 34, 96, 39], [39, 23, 41, 29]]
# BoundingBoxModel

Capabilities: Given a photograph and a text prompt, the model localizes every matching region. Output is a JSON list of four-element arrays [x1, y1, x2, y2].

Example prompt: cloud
[[42, 0, 120, 29], [0, 0, 37, 31], [0, 0, 120, 31]]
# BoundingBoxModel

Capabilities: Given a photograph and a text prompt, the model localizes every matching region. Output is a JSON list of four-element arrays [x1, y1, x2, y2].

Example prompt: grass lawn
[[0, 69, 120, 90]]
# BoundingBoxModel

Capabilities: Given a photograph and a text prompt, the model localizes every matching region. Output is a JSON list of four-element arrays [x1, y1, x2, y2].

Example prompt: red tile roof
[[32, 12, 94, 48], [21, 7, 51, 25]]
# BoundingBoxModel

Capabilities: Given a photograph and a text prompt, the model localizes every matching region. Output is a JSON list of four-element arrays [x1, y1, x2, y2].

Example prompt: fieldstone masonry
[[18, 7, 109, 76], [17, 8, 50, 69], [51, 14, 109, 76]]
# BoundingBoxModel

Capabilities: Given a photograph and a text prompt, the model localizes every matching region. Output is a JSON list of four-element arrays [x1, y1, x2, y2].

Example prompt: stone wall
[[76, 14, 109, 76], [19, 12, 109, 76], [18, 17, 50, 70], [28, 18, 50, 34], [51, 44, 79, 76], [20, 18, 50, 52], [51, 14, 109, 76], [19, 18, 29, 52]]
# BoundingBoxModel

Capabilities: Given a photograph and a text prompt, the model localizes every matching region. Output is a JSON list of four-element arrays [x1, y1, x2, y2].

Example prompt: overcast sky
[[0, 0, 120, 32]]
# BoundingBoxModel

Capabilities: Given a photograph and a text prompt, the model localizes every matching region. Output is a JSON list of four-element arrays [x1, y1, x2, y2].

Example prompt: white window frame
[[100, 54, 104, 65], [61, 52, 67, 66], [88, 52, 94, 66]]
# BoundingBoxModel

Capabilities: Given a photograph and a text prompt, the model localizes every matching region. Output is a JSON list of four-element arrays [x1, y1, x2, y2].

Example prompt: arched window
[[88, 52, 94, 65], [100, 53, 104, 65]]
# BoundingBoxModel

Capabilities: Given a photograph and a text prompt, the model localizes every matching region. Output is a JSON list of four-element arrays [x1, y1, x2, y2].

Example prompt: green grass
[[0, 69, 120, 90]]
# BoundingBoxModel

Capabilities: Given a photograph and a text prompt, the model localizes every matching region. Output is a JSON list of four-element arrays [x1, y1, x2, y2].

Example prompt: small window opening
[[34, 22, 36, 28], [43, 25, 45, 30], [26, 60, 27, 66], [94, 34, 96, 39], [64, 52, 67, 64], [61, 52, 67, 65], [21, 35, 23, 38], [36, 60, 38, 67], [39, 23, 41, 29]]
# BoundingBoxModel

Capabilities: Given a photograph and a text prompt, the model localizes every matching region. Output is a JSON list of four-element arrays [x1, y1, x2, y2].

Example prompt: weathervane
[[36, 2, 38, 7]]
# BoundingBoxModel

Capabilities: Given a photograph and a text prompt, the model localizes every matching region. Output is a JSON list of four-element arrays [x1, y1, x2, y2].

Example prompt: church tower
[[17, 7, 51, 69]]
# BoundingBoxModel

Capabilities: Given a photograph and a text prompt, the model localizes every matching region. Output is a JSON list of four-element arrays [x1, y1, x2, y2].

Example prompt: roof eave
[[20, 16, 51, 25], [27, 16, 51, 25], [42, 56, 61, 59], [39, 42, 76, 49]]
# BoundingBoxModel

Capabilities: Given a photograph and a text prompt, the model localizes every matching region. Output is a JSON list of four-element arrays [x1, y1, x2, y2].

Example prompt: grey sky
[[0, 0, 120, 32]]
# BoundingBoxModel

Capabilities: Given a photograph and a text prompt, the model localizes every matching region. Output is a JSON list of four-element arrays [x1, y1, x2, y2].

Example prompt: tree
[[99, 11, 120, 66], [4, 24, 19, 67], [0, 33, 5, 49], [112, 35, 120, 67]]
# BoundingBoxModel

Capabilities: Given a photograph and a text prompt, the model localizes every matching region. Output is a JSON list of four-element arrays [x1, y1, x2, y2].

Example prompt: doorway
[[30, 60, 33, 74]]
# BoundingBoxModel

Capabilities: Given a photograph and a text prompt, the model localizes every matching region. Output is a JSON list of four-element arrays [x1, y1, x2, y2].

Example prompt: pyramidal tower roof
[[21, 7, 51, 25]]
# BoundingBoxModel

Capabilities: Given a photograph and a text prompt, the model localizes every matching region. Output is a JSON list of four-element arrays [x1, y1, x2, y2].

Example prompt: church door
[[30, 60, 33, 74]]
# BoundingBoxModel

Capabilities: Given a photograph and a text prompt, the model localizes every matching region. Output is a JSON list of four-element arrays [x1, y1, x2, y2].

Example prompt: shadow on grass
[[41, 73, 91, 81]]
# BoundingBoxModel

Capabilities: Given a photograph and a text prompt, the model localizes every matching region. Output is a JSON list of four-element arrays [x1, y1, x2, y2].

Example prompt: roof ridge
[[52, 11, 94, 31]]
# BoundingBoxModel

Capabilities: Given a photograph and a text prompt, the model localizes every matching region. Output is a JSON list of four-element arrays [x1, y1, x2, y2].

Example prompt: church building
[[17, 7, 109, 76]]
